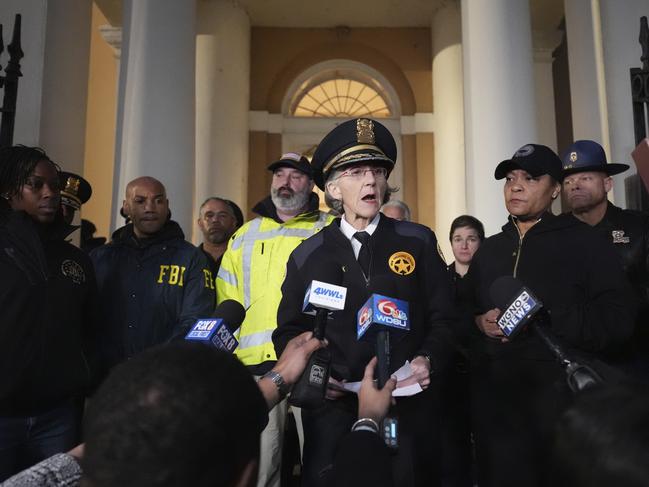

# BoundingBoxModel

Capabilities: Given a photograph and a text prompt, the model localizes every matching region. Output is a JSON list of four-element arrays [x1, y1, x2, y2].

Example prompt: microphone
[[184, 299, 245, 353], [489, 276, 602, 393], [289, 278, 347, 409], [357, 294, 410, 387], [357, 294, 410, 451]]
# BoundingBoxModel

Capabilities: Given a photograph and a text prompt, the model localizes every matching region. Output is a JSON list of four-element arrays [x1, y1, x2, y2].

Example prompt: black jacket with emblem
[[274, 215, 454, 486], [0, 208, 98, 415], [464, 212, 634, 487], [587, 202, 649, 356], [90, 220, 215, 372], [274, 215, 455, 382]]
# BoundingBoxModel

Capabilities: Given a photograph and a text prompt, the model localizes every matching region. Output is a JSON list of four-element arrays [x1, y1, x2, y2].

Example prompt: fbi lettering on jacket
[[157, 265, 186, 286]]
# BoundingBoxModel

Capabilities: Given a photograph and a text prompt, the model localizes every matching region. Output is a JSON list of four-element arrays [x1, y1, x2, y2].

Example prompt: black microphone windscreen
[[489, 276, 524, 309], [214, 300, 246, 329]]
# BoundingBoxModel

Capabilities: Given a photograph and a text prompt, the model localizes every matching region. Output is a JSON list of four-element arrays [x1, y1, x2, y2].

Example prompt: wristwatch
[[262, 370, 290, 398]]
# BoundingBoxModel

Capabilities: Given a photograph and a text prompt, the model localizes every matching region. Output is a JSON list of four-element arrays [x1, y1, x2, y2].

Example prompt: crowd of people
[[0, 118, 648, 487]]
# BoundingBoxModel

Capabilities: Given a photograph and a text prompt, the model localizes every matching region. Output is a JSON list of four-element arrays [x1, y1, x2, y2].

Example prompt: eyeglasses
[[337, 166, 388, 180]]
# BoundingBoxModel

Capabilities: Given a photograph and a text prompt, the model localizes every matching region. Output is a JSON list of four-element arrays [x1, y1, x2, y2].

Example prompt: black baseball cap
[[267, 152, 313, 178], [494, 144, 563, 182]]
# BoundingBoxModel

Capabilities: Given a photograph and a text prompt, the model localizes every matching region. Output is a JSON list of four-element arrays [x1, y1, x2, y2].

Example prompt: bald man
[[90, 177, 216, 374]]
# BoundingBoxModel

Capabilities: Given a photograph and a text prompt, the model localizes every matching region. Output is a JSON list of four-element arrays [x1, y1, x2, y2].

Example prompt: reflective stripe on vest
[[237, 329, 275, 350]]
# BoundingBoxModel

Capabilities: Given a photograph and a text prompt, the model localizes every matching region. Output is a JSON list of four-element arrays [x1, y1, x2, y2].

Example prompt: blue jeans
[[0, 401, 81, 481]]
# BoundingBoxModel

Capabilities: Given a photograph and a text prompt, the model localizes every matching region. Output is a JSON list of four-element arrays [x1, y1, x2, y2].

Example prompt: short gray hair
[[380, 199, 411, 221]]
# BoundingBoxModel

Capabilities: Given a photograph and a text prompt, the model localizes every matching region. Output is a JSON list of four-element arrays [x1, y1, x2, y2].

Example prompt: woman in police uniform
[[273, 118, 454, 487]]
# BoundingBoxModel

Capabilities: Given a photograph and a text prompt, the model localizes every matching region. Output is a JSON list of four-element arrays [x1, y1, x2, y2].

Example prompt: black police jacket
[[589, 203, 649, 352], [464, 212, 635, 487], [466, 212, 635, 360], [90, 221, 215, 371], [274, 215, 454, 382], [0, 209, 97, 415]]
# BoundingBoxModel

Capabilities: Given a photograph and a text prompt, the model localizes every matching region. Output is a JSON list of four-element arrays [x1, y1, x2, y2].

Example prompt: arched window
[[285, 62, 398, 118]]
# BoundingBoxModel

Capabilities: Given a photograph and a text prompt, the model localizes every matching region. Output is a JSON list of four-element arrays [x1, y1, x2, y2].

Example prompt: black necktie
[[354, 231, 371, 277]]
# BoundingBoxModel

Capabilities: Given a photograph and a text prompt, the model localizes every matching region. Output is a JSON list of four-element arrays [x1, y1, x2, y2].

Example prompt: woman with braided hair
[[0, 146, 97, 481]]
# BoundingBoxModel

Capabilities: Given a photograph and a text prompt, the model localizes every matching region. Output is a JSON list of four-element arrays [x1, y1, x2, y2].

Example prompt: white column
[[39, 0, 92, 175], [564, 0, 609, 146], [461, 0, 538, 236], [195, 0, 250, 241], [532, 30, 562, 151], [432, 0, 465, 262], [113, 0, 196, 234], [595, 0, 647, 207]]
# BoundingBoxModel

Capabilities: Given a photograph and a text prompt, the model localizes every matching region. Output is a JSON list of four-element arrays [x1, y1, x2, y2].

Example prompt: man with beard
[[90, 177, 216, 375], [216, 152, 332, 487], [196, 197, 243, 282], [561, 140, 649, 380]]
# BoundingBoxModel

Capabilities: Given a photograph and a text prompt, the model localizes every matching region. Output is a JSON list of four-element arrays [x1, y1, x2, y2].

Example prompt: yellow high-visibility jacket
[[216, 195, 332, 370]]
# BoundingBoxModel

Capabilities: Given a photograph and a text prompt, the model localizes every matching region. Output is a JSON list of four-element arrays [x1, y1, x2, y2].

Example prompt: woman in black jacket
[[0, 146, 97, 481], [441, 215, 485, 487], [466, 144, 634, 487]]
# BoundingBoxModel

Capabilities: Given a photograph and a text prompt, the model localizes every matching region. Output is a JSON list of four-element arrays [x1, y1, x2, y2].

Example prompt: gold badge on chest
[[388, 251, 415, 276]]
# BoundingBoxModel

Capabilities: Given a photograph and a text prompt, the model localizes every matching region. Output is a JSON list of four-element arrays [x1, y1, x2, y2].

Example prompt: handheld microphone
[[289, 278, 347, 409], [184, 299, 245, 353], [489, 276, 602, 393], [357, 294, 410, 450], [357, 294, 410, 387]]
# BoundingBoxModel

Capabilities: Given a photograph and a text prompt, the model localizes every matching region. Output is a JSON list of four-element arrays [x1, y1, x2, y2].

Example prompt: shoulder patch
[[61, 259, 86, 284], [436, 242, 446, 262]]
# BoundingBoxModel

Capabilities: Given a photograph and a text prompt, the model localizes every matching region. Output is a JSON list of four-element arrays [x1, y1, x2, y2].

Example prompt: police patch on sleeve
[[388, 251, 415, 276], [436, 242, 446, 263], [61, 259, 86, 284]]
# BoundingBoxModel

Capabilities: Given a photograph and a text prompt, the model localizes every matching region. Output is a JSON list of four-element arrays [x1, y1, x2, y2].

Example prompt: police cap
[[59, 171, 92, 210], [561, 140, 629, 177], [311, 118, 396, 190]]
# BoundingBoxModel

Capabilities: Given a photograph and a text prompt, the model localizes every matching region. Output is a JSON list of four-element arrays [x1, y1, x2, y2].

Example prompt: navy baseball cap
[[311, 118, 397, 190], [267, 152, 313, 178], [561, 140, 629, 177], [494, 144, 563, 182]]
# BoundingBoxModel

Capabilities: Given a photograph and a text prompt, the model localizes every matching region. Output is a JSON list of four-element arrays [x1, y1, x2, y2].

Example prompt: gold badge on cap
[[356, 118, 375, 144], [569, 152, 578, 162], [64, 177, 80, 196], [388, 251, 415, 276]]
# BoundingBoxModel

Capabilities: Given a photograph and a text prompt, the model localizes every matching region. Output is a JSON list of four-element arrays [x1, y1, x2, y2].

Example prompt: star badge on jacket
[[388, 251, 415, 276]]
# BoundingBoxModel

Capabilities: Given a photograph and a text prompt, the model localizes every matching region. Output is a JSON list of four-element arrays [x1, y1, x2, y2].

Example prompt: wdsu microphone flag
[[357, 294, 410, 340]]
